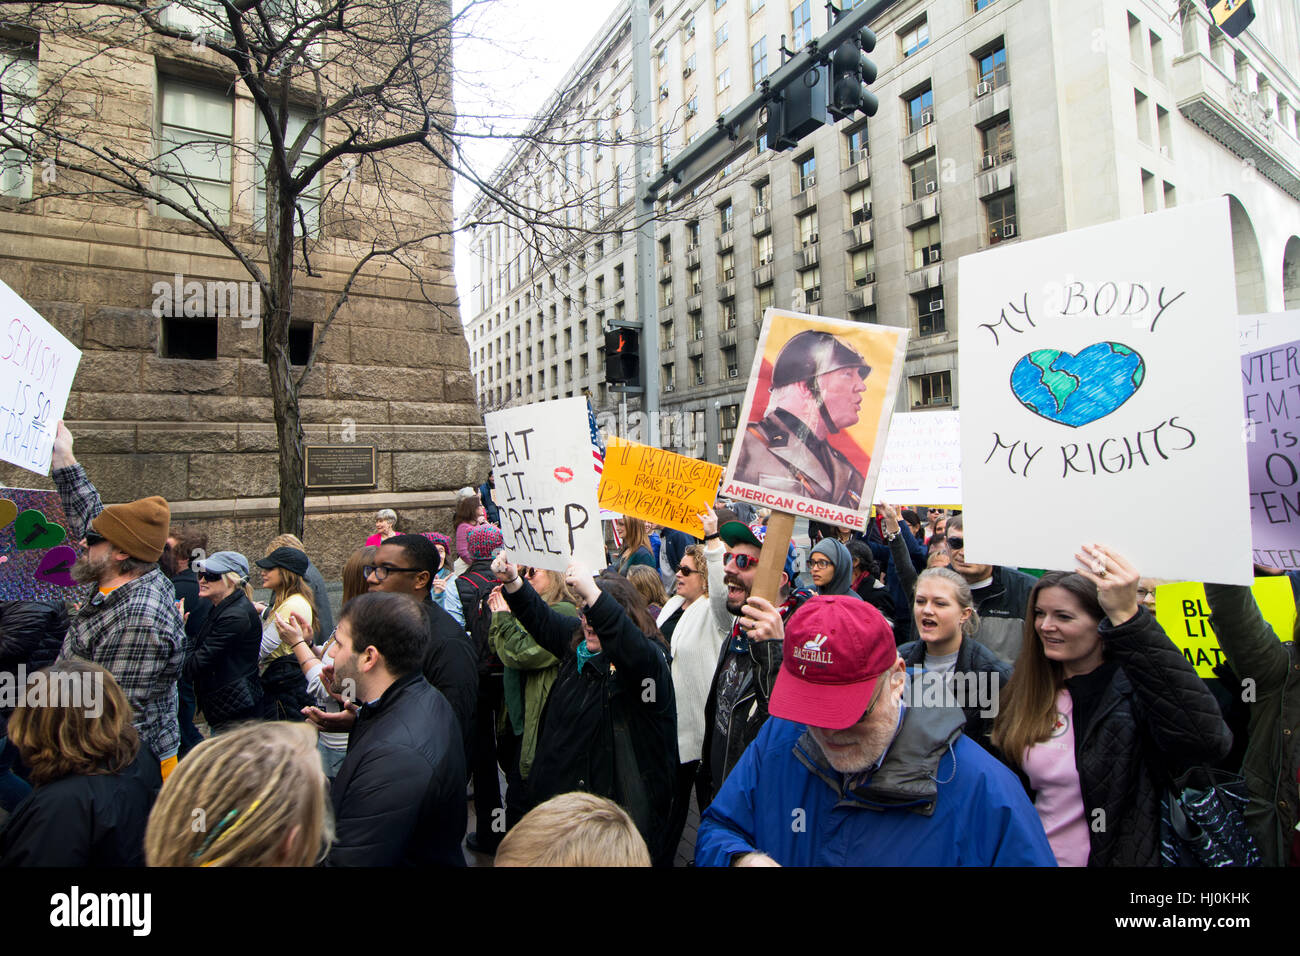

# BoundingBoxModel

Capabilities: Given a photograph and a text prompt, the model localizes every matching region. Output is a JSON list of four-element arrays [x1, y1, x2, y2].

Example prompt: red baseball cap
[[769, 596, 898, 730]]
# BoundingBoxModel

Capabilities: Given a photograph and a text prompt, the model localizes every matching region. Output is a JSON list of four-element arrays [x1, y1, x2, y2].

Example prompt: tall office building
[[467, 0, 1300, 464]]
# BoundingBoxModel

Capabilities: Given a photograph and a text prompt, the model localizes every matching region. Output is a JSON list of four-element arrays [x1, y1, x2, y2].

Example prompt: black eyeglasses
[[83, 530, 107, 547], [723, 552, 758, 571], [198, 571, 224, 583], [362, 565, 420, 582], [946, 536, 964, 550], [808, 558, 833, 570]]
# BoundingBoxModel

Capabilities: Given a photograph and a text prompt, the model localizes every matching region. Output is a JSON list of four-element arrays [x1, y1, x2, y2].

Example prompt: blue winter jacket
[[695, 704, 1057, 867]]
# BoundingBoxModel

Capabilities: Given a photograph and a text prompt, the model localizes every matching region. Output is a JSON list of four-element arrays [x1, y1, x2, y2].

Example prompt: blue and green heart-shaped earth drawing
[[1010, 343, 1145, 428]]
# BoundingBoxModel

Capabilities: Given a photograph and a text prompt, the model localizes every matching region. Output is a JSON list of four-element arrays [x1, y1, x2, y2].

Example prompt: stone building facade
[[467, 0, 1300, 465], [0, 8, 485, 577]]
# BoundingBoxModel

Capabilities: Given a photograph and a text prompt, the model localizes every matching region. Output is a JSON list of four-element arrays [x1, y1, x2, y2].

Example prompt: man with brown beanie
[[51, 422, 186, 778]]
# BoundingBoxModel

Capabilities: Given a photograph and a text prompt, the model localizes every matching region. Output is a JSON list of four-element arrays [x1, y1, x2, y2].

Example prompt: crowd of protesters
[[0, 419, 1296, 868]]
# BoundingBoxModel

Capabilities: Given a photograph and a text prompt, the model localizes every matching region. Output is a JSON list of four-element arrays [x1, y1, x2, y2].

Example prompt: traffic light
[[604, 328, 640, 387], [828, 26, 878, 120], [767, 65, 829, 151], [1206, 0, 1254, 39]]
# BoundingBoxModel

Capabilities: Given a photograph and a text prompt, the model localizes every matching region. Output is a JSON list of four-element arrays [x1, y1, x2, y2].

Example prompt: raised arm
[[50, 421, 103, 540], [1204, 583, 1290, 697]]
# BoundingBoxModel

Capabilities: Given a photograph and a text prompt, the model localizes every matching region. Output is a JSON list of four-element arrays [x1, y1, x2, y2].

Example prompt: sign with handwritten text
[[1154, 578, 1294, 677], [957, 199, 1252, 585], [1243, 336, 1300, 570], [876, 410, 962, 506], [599, 438, 723, 536], [1238, 309, 1299, 355], [0, 280, 82, 476], [484, 398, 605, 573], [0, 487, 84, 601]]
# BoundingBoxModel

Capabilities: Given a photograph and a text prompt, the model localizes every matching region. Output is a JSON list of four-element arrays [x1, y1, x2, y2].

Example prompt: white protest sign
[[0, 279, 82, 475], [1239, 310, 1300, 355], [957, 198, 1252, 585], [877, 410, 962, 506], [484, 397, 605, 573]]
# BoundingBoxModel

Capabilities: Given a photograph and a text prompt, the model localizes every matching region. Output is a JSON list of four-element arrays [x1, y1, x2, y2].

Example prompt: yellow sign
[[1154, 578, 1295, 677], [598, 439, 724, 536]]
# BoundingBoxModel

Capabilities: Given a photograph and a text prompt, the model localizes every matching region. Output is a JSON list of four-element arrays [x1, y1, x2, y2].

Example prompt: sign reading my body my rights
[[958, 199, 1252, 585], [0, 279, 82, 475], [484, 397, 606, 573], [598, 438, 723, 536]]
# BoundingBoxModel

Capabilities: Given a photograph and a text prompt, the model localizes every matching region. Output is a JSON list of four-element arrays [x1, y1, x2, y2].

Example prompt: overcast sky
[[452, 0, 624, 317]]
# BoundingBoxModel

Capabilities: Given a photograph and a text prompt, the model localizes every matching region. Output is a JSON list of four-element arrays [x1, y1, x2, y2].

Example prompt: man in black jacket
[[323, 592, 467, 866], [365, 534, 477, 774]]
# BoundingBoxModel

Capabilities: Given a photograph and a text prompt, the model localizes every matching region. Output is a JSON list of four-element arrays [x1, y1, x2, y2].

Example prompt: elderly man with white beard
[[695, 595, 1056, 867]]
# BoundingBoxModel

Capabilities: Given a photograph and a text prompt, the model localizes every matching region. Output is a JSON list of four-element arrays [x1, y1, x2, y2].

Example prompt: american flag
[[587, 397, 605, 476]]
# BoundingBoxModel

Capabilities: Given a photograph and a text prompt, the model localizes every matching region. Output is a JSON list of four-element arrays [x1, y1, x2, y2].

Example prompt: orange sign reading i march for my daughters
[[597, 438, 724, 537]]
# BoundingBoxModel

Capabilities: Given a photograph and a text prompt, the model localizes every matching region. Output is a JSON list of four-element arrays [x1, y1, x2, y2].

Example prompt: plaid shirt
[[54, 464, 184, 760]]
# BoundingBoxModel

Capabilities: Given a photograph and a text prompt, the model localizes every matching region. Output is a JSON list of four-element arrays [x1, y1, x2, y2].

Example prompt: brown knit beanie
[[91, 496, 171, 562]]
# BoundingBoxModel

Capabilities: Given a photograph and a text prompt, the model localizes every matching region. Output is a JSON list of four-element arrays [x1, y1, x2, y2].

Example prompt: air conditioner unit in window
[[1003, 224, 1016, 238], [753, 204, 768, 215], [659, 85, 669, 99], [926, 247, 941, 264], [925, 181, 937, 194], [934, 395, 951, 404], [863, 271, 875, 284], [929, 298, 944, 312], [1160, 145, 1170, 158], [758, 254, 771, 265], [683, 66, 693, 77], [921, 110, 934, 126], [803, 174, 817, 189], [976, 81, 992, 97], [695, 329, 705, 340], [724, 268, 735, 280], [685, 107, 697, 119], [695, 375, 705, 384], [664, 384, 675, 392], [728, 368, 740, 378], [807, 289, 821, 301], [982, 154, 995, 169]]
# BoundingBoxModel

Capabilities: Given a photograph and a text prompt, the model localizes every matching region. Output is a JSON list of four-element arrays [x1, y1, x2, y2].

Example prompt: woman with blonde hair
[[254, 547, 318, 721], [145, 722, 332, 867], [1, 662, 160, 866], [187, 552, 263, 731], [495, 791, 650, 867]]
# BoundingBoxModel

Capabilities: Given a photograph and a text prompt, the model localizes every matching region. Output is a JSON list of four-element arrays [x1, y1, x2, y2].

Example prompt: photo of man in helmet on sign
[[726, 312, 908, 521], [732, 329, 872, 509]]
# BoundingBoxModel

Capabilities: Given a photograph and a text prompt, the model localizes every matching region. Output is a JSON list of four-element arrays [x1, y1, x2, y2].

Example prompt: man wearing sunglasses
[[697, 518, 813, 808], [943, 514, 1035, 665], [695, 595, 1055, 866], [49, 421, 185, 778]]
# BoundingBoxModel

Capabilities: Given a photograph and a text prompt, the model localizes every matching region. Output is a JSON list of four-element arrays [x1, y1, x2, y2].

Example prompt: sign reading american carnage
[[484, 398, 606, 573], [721, 309, 908, 532], [598, 438, 723, 536], [957, 199, 1253, 585], [0, 279, 82, 475]]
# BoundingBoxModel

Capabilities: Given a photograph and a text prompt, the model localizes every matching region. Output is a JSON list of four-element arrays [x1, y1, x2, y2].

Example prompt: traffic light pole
[[633, 0, 889, 446]]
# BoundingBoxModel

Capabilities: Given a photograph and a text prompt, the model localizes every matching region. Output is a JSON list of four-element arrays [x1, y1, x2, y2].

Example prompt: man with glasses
[[49, 421, 185, 778], [695, 595, 1055, 866], [944, 514, 1034, 664], [697, 518, 813, 807]]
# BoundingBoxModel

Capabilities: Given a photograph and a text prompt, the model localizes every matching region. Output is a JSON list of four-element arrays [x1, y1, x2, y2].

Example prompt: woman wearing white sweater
[[656, 506, 730, 859]]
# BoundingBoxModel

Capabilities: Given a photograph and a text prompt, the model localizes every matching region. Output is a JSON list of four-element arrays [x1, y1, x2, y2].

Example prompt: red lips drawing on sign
[[554, 466, 574, 483]]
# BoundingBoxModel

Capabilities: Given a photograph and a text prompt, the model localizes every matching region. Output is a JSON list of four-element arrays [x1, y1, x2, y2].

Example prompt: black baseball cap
[[255, 546, 309, 577]]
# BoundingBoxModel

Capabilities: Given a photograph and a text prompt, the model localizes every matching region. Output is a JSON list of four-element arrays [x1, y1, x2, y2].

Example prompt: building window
[[718, 199, 734, 233], [660, 237, 672, 265], [791, 1, 812, 48], [986, 191, 1017, 243], [720, 404, 740, 455], [910, 369, 951, 406], [977, 42, 1008, 89], [661, 317, 674, 341], [981, 119, 1013, 164], [799, 266, 821, 302], [797, 210, 819, 244], [0, 42, 36, 200], [1163, 180, 1176, 207], [911, 221, 941, 270], [715, 23, 729, 47], [687, 219, 701, 246], [749, 0, 765, 13], [756, 232, 774, 265], [797, 152, 816, 191], [616, 264, 625, 288], [757, 284, 774, 311], [719, 249, 735, 281], [846, 125, 868, 164], [974, 0, 997, 11], [689, 266, 702, 295], [158, 78, 234, 222], [754, 178, 770, 210], [691, 354, 704, 384], [849, 185, 872, 225], [161, 316, 218, 360], [723, 346, 739, 378], [662, 282, 674, 307], [716, 0, 726, 9], [850, 247, 876, 285], [1141, 168, 1156, 214], [751, 37, 768, 88], [908, 155, 938, 200], [722, 299, 738, 328], [906, 87, 934, 134], [914, 291, 946, 336], [716, 68, 731, 94], [900, 18, 929, 57]]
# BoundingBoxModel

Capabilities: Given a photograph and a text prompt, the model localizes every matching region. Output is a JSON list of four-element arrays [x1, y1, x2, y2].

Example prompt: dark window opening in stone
[[261, 321, 314, 366], [160, 316, 218, 360]]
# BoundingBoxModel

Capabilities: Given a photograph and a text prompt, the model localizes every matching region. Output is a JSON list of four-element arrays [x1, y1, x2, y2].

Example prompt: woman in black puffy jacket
[[991, 544, 1232, 866], [492, 554, 679, 867], [185, 553, 263, 732]]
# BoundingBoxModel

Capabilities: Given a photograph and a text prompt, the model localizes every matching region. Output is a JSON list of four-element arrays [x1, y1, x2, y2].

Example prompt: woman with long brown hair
[[145, 722, 331, 867], [492, 554, 678, 866], [614, 517, 656, 574], [1, 662, 159, 866], [991, 544, 1231, 866], [255, 547, 318, 721]]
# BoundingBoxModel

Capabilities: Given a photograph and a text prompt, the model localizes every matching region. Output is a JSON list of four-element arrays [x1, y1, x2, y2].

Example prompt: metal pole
[[630, 0, 660, 447]]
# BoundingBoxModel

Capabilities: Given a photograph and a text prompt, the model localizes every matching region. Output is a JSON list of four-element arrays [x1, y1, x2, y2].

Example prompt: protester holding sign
[[991, 546, 1232, 866], [1203, 583, 1300, 867], [491, 553, 678, 866]]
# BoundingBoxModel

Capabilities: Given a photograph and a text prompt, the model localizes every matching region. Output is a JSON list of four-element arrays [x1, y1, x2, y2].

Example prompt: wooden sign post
[[751, 511, 795, 604]]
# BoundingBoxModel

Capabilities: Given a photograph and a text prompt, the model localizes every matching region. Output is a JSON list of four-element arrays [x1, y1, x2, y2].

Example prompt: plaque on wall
[[305, 445, 377, 490]]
